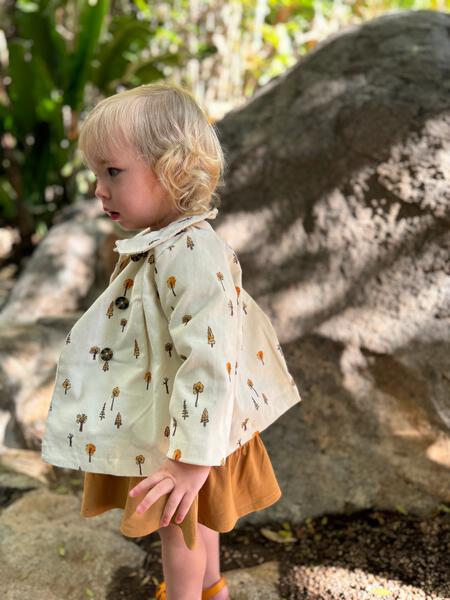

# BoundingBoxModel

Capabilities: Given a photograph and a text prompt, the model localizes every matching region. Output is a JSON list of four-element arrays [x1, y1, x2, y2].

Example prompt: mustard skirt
[[80, 431, 282, 550]]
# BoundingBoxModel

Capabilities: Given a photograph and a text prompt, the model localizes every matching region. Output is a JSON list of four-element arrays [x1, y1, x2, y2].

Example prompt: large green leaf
[[15, 0, 69, 89], [8, 40, 39, 136], [91, 16, 156, 93], [65, 0, 111, 110]]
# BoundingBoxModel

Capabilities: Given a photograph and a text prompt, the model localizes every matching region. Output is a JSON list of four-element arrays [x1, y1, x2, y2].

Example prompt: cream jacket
[[41, 208, 302, 476]]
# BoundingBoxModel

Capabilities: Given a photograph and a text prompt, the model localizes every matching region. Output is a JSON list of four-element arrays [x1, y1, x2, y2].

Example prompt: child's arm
[[128, 227, 239, 523], [153, 227, 239, 466]]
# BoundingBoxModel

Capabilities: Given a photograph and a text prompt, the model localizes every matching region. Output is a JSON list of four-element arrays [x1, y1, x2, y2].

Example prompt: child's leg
[[198, 522, 221, 586], [158, 522, 207, 600], [198, 522, 230, 599]]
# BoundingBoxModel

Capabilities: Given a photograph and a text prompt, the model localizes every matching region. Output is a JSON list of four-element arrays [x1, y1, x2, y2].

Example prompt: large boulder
[[0, 9, 449, 521], [0, 199, 119, 449], [214, 8, 450, 518]]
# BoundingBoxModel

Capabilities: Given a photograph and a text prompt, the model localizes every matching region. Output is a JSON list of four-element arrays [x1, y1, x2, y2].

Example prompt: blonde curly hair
[[77, 82, 226, 215]]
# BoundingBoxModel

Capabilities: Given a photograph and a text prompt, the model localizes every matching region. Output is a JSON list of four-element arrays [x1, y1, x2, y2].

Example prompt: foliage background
[[0, 0, 448, 256]]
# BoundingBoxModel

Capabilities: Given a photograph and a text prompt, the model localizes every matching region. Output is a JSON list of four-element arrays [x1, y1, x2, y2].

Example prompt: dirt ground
[[113, 507, 449, 600], [4, 466, 449, 599], [50, 470, 442, 600], [50, 467, 448, 600]]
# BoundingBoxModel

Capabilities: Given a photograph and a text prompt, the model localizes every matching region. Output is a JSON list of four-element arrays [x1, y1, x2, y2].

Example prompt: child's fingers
[[129, 472, 174, 498], [160, 490, 188, 527], [135, 476, 175, 515], [172, 492, 196, 524]]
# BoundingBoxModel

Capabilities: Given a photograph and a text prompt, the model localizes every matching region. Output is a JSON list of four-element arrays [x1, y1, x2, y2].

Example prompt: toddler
[[41, 82, 302, 600]]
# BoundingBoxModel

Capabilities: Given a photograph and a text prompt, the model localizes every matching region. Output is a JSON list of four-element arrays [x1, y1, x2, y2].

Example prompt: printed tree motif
[[200, 408, 209, 427], [163, 377, 169, 393], [235, 286, 241, 305], [76, 413, 87, 431], [226, 362, 232, 382], [228, 299, 233, 316], [134, 339, 140, 359], [98, 402, 106, 420], [182, 400, 189, 419], [235, 360, 238, 375], [237, 439, 242, 448], [207, 326, 216, 347], [106, 301, 114, 319], [243, 301, 248, 315], [182, 314, 192, 326], [111, 387, 120, 410], [172, 417, 177, 436], [102, 359, 109, 372], [62, 378, 71, 394], [123, 278, 134, 296], [216, 271, 225, 290], [164, 425, 170, 437], [136, 454, 145, 475], [144, 371, 152, 390], [262, 393, 269, 405], [168, 244, 175, 251], [86, 443, 96, 462], [172, 449, 182, 460], [186, 235, 194, 250], [66, 331, 71, 344], [120, 319, 127, 332], [247, 378, 259, 396], [180, 354, 187, 360], [148, 253, 158, 274], [167, 275, 177, 296], [193, 381, 204, 407], [232, 252, 239, 264], [241, 418, 249, 431], [165, 342, 173, 357], [67, 433, 74, 446], [115, 412, 122, 429], [252, 396, 259, 410], [90, 346, 100, 360], [257, 351, 265, 365]]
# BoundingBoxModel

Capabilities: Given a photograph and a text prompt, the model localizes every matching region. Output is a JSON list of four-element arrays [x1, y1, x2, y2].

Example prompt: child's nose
[[95, 180, 109, 200]]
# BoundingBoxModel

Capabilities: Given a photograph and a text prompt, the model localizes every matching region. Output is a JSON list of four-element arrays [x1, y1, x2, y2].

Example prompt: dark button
[[115, 296, 129, 309], [100, 347, 113, 361]]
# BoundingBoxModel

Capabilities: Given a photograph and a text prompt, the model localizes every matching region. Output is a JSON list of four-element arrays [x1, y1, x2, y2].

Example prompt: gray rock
[[0, 10, 449, 528], [225, 561, 281, 599], [0, 487, 146, 600], [214, 9, 450, 522]]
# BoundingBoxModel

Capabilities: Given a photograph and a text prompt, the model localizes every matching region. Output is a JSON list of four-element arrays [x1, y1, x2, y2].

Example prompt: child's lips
[[106, 210, 121, 220]]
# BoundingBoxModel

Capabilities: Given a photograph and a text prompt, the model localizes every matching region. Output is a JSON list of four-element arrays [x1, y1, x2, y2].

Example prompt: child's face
[[92, 139, 183, 231]]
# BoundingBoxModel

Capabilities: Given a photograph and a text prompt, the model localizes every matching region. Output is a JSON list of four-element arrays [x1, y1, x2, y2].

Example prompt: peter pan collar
[[113, 207, 219, 255]]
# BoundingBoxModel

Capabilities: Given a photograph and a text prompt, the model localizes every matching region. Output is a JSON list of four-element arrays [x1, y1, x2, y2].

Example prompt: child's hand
[[128, 458, 211, 526]]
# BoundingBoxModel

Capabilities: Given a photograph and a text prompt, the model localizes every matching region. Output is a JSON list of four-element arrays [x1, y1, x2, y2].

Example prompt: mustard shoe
[[154, 574, 228, 599]]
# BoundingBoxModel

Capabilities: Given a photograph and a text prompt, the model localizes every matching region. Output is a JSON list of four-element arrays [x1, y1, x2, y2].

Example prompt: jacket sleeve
[[153, 228, 239, 466]]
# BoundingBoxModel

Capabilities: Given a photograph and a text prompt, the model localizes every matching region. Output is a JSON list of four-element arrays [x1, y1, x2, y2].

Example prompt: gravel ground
[[45, 471, 450, 599], [110, 505, 449, 599]]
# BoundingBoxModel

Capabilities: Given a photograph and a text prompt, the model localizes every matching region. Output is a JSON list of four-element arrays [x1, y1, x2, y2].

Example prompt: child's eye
[[108, 167, 121, 177]]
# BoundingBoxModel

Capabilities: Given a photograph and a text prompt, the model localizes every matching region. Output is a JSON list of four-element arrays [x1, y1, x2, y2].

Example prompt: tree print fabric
[[40, 208, 302, 476]]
